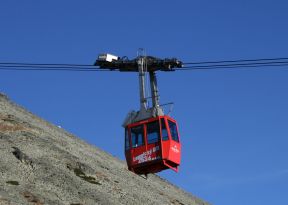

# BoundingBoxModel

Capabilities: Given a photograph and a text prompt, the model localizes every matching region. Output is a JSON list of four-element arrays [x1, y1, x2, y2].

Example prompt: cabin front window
[[161, 118, 169, 141], [147, 121, 160, 144], [131, 125, 144, 148], [168, 120, 179, 142]]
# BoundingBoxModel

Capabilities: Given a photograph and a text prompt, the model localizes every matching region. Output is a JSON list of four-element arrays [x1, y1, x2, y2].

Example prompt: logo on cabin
[[171, 145, 180, 153], [133, 146, 160, 164]]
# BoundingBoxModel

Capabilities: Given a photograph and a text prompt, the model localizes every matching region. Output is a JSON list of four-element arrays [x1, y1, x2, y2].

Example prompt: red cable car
[[95, 51, 183, 175], [125, 115, 181, 175]]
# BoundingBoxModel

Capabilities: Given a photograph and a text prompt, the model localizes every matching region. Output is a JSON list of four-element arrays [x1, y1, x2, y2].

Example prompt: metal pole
[[138, 57, 147, 112], [149, 71, 160, 108], [149, 71, 164, 116]]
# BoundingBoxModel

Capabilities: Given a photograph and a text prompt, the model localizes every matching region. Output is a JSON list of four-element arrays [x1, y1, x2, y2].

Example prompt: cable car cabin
[[125, 115, 181, 175]]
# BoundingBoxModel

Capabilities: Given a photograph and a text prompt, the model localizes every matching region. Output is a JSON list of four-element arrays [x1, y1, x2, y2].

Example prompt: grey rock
[[0, 93, 210, 205]]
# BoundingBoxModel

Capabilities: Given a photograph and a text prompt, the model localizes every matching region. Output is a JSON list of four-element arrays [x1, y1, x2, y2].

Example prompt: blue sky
[[1, 1, 288, 204]]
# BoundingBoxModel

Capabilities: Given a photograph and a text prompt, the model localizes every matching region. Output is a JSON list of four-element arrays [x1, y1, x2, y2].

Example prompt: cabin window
[[125, 128, 130, 150], [168, 120, 179, 142], [147, 121, 160, 144], [161, 118, 169, 141], [131, 125, 144, 148]]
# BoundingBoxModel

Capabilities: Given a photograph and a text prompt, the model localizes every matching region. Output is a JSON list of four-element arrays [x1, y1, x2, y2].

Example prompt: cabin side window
[[125, 128, 130, 150], [147, 121, 160, 144], [161, 118, 169, 141], [168, 120, 179, 142], [131, 125, 144, 148]]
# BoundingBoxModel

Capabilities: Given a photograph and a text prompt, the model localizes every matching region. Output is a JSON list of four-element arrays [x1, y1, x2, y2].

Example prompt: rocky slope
[[0, 93, 209, 205]]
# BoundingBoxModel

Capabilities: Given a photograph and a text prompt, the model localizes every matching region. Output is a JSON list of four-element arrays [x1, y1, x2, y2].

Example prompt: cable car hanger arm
[[94, 53, 183, 72]]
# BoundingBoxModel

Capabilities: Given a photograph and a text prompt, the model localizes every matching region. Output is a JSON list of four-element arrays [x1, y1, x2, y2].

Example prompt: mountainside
[[0, 93, 209, 205]]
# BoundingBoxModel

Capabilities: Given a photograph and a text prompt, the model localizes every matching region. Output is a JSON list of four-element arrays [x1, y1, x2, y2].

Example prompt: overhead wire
[[0, 67, 110, 71], [0, 63, 113, 72], [182, 57, 288, 65], [181, 60, 288, 70], [0, 62, 93, 67], [181, 63, 288, 70]]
